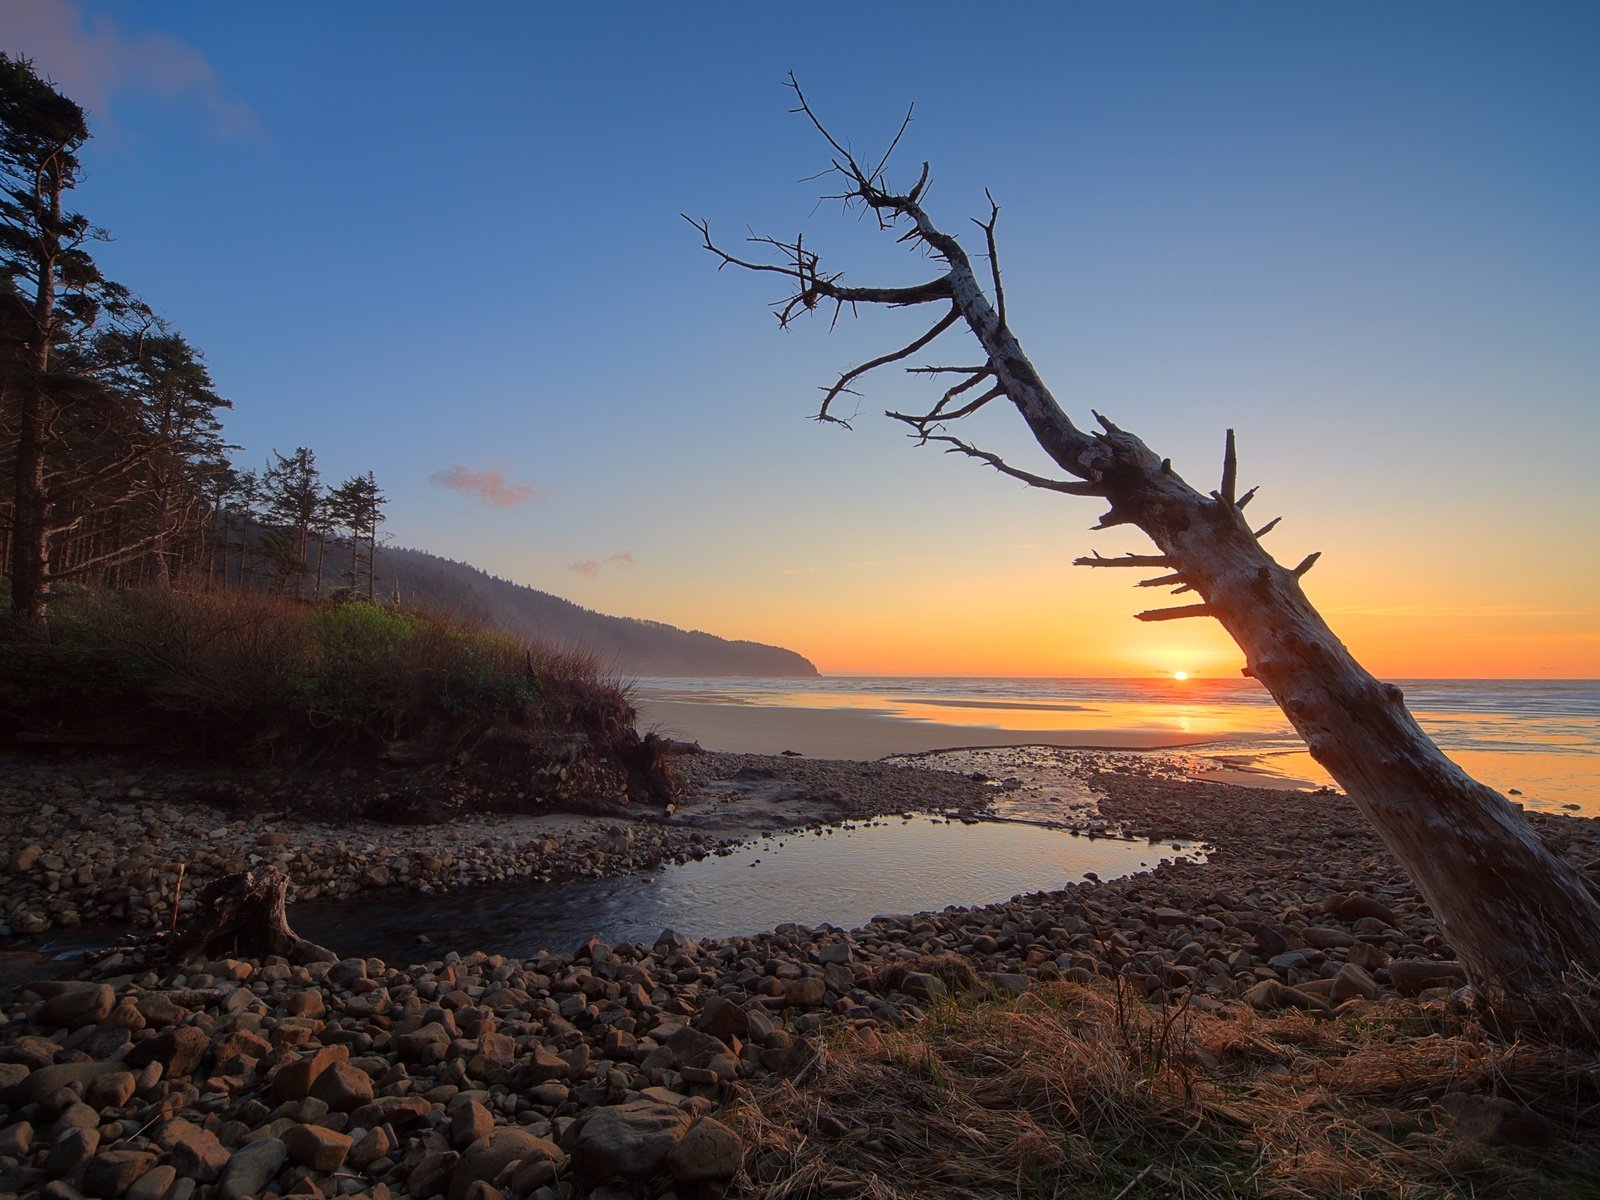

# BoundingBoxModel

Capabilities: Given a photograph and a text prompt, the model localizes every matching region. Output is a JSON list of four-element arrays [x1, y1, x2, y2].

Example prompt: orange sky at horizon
[[604, 518, 1600, 680]]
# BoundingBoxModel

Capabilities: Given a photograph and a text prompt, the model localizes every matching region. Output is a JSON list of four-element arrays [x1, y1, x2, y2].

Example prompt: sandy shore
[[634, 696, 1222, 759]]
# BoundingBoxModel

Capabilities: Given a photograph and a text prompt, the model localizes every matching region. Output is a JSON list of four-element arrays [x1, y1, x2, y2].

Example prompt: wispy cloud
[[8, 0, 257, 136], [430, 465, 553, 508], [569, 552, 636, 577]]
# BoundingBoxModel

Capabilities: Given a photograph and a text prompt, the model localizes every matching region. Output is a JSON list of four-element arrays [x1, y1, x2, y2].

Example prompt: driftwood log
[[690, 76, 1600, 1005], [163, 867, 335, 966]]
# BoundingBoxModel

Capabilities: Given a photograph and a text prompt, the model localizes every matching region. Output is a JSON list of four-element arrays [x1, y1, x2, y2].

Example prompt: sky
[[5, 1, 1598, 678]]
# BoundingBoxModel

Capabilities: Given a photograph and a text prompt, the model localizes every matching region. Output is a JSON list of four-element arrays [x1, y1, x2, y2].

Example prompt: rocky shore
[[0, 754, 994, 939], [2, 750, 1598, 1198]]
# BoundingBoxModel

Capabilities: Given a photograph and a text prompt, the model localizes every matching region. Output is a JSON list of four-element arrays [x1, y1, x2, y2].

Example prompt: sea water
[[636, 676, 1600, 815]]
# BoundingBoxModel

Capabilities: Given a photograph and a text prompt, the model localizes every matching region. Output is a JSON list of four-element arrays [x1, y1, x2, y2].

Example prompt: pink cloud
[[431, 465, 553, 508], [568, 552, 636, 577], [7, 0, 257, 136]]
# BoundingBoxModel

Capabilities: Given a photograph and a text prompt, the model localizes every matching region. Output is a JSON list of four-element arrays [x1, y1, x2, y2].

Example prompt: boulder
[[1387, 959, 1467, 996], [572, 1100, 691, 1183], [82, 1149, 156, 1199], [449, 1127, 564, 1200], [307, 1061, 373, 1111], [218, 1138, 287, 1200], [39, 984, 115, 1030], [168, 1126, 230, 1183], [282, 1124, 351, 1171], [665, 1116, 742, 1182]]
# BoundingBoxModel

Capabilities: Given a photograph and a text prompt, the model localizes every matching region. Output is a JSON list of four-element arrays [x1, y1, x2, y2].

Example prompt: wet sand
[[635, 696, 1221, 760]]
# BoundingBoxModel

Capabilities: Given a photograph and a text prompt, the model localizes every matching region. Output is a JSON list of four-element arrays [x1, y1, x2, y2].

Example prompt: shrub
[[0, 586, 624, 763]]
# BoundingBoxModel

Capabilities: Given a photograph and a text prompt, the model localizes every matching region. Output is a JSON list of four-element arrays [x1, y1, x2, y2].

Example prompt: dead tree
[[163, 867, 336, 966], [689, 77, 1600, 1007]]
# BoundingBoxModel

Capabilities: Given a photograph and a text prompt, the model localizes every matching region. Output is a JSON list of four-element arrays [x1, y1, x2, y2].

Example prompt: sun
[[1173, 671, 1189, 681]]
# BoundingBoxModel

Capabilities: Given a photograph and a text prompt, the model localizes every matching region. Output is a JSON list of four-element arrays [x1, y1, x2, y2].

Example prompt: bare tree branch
[[1073, 552, 1174, 568], [914, 434, 1102, 495], [818, 308, 960, 424], [1135, 603, 1216, 622]]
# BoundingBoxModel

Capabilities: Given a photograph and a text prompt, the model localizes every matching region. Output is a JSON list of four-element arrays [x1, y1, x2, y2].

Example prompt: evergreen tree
[[0, 54, 151, 630], [330, 471, 386, 601]]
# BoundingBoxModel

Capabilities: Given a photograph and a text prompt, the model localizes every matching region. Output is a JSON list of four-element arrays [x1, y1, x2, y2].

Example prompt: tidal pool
[[289, 815, 1200, 963]]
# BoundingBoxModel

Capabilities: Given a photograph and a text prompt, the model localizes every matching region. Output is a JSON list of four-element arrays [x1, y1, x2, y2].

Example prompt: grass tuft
[[730, 982, 1600, 1199]]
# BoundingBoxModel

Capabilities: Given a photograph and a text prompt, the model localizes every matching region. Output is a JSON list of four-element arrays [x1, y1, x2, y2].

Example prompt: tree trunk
[[692, 99, 1600, 1004], [1090, 425, 1600, 1000], [7, 385, 51, 635]]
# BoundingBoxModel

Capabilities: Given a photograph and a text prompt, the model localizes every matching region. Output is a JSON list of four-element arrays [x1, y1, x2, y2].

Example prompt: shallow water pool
[[288, 815, 1200, 962]]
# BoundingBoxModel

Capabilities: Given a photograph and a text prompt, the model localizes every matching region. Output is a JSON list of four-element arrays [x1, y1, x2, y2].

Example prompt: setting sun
[[1173, 671, 1189, 681]]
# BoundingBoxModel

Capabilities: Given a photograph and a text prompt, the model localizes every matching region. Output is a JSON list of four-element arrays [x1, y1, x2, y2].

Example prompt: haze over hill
[[382, 546, 818, 678]]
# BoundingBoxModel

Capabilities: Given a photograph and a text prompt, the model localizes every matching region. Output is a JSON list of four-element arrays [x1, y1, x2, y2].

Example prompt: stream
[[287, 815, 1200, 963]]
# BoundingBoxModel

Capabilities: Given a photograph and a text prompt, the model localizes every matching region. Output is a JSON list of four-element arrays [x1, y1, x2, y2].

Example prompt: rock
[[327, 957, 369, 988], [84, 1071, 137, 1109], [408, 1149, 460, 1198], [46, 1125, 100, 1174], [352, 1093, 432, 1130], [82, 1150, 156, 1199], [307, 1061, 373, 1111], [126, 1165, 176, 1200], [218, 1138, 287, 1200], [784, 975, 827, 1007], [989, 973, 1030, 996], [899, 972, 947, 1002], [270, 1044, 349, 1101], [667, 1026, 740, 1080], [572, 1100, 691, 1183], [3, 1060, 119, 1106], [1304, 927, 1356, 950], [39, 984, 115, 1030], [449, 1127, 564, 1200], [1331, 963, 1379, 1003], [1387, 959, 1467, 996], [0, 1119, 33, 1157], [282, 1124, 351, 1171], [126, 1027, 209, 1079], [395, 1020, 451, 1060], [696, 995, 750, 1041], [168, 1127, 230, 1183], [347, 1124, 395, 1171], [449, 1098, 496, 1150], [9, 843, 43, 872], [665, 1116, 742, 1182], [1246, 979, 1284, 1011], [1329, 893, 1397, 926], [521, 1043, 570, 1082]]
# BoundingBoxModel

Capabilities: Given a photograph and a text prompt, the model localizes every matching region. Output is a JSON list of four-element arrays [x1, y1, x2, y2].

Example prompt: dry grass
[[729, 983, 1600, 1199], [0, 585, 628, 763]]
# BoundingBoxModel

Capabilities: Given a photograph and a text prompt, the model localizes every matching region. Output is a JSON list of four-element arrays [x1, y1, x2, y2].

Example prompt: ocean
[[633, 676, 1600, 817]]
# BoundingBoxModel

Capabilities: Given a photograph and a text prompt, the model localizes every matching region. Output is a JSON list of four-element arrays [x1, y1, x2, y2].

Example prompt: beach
[[2, 704, 1598, 1197]]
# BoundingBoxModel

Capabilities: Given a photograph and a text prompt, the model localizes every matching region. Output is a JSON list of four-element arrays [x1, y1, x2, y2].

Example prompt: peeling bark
[[692, 76, 1600, 1004]]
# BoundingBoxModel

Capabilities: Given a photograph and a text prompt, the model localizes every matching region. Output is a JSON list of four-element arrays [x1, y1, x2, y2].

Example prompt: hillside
[[381, 546, 818, 677]]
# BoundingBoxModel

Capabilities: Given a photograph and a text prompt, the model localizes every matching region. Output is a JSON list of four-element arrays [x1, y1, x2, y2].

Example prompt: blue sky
[[8, 1, 1598, 674]]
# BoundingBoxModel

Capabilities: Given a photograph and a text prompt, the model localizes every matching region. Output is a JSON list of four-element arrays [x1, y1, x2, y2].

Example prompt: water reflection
[[289, 815, 1196, 964]]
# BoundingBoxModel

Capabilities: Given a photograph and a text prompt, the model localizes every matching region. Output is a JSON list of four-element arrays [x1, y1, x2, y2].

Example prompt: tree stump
[[165, 866, 336, 966]]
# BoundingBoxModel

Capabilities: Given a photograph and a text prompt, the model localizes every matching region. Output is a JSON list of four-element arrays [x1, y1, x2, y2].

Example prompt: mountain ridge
[[381, 545, 818, 678]]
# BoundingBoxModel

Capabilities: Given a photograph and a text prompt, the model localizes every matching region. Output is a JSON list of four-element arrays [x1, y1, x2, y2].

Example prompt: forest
[[0, 53, 386, 627]]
